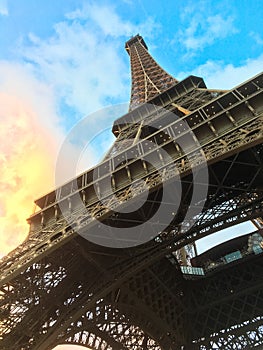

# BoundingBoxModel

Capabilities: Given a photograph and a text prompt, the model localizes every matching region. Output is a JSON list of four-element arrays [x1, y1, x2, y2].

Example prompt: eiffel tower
[[1, 34, 263, 350]]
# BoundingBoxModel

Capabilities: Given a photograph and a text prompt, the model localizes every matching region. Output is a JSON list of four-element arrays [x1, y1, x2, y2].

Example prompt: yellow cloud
[[0, 93, 58, 257]]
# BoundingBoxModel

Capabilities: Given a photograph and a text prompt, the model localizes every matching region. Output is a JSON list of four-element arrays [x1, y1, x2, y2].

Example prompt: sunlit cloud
[[0, 4, 158, 258], [0, 94, 55, 256], [0, 62, 63, 257]]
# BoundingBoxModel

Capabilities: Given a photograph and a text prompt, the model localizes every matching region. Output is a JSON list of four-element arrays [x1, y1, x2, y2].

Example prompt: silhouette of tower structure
[[0, 34, 263, 349]]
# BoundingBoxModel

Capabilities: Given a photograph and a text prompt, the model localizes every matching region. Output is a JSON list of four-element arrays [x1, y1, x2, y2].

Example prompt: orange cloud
[[0, 62, 93, 347], [0, 92, 59, 257]]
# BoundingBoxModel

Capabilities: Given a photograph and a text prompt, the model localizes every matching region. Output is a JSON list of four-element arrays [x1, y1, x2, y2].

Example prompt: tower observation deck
[[0, 35, 262, 349]]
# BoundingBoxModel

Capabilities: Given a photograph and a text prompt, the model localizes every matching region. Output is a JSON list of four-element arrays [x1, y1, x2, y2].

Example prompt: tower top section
[[125, 34, 178, 110], [125, 34, 148, 52]]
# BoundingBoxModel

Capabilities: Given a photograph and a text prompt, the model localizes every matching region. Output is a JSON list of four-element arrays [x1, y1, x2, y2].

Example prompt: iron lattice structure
[[0, 34, 263, 350], [126, 35, 178, 110]]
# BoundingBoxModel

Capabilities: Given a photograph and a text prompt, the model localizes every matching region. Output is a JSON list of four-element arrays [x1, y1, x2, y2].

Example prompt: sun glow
[[0, 93, 59, 257]]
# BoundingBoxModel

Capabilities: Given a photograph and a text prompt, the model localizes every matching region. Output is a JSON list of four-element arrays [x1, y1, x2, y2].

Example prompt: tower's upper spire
[[126, 34, 178, 110]]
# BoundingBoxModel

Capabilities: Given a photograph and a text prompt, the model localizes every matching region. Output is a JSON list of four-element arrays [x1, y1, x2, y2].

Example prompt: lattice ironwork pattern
[[0, 35, 263, 349], [126, 35, 178, 110]]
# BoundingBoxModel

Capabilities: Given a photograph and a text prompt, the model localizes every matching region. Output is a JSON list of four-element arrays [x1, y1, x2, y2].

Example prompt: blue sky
[[0, 1, 262, 348], [1, 0, 262, 175], [1, 0, 262, 127]]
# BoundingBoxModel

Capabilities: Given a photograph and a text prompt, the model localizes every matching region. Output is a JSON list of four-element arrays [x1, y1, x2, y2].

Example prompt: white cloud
[[0, 60, 62, 136], [174, 3, 237, 52], [179, 14, 236, 51], [0, 0, 8, 16], [0, 4, 159, 256], [178, 54, 263, 89], [19, 4, 158, 119], [17, 3, 158, 175], [66, 3, 156, 38], [250, 31, 263, 46], [0, 61, 64, 256]]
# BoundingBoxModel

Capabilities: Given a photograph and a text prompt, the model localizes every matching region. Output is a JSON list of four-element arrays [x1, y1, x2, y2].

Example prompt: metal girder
[[125, 35, 178, 110], [0, 35, 263, 350], [187, 254, 263, 348], [1, 150, 263, 349], [0, 72, 262, 287]]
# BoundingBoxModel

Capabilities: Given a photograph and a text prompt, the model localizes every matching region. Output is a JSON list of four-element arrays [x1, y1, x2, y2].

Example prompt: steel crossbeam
[[0, 35, 263, 350]]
